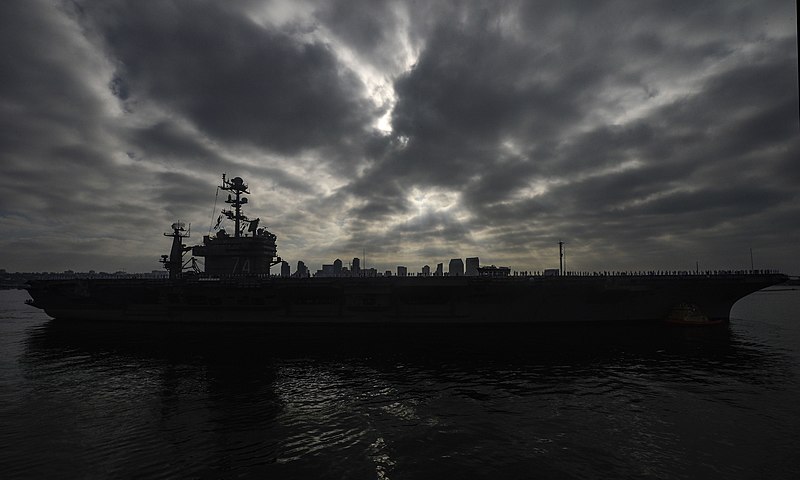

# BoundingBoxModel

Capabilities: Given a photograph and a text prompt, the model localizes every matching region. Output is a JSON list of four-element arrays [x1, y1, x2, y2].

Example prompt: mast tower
[[161, 222, 191, 279], [220, 174, 250, 237], [192, 174, 281, 276]]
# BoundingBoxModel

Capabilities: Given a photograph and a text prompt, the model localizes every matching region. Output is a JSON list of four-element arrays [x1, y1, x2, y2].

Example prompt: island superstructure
[[25, 174, 787, 324], [191, 175, 281, 276]]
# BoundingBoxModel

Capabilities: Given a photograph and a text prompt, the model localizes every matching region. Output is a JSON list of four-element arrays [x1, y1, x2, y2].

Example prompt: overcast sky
[[1, 0, 798, 275]]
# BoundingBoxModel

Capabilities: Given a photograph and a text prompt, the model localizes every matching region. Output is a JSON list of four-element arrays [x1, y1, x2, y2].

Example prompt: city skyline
[[1, 1, 798, 275]]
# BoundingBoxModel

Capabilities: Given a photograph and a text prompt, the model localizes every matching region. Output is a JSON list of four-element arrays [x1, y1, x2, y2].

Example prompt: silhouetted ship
[[26, 175, 786, 325]]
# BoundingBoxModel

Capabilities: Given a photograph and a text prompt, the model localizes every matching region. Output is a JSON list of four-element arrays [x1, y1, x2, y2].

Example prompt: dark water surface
[[2, 288, 798, 479]]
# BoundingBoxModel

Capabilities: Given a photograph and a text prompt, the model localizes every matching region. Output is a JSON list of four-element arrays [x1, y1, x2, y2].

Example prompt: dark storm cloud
[[551, 44, 799, 215], [0, 0, 383, 271], [314, 0, 406, 73], [332, 3, 623, 239], [79, 0, 379, 157], [463, 158, 542, 208], [337, 2, 628, 223], [0, 1, 108, 166], [127, 121, 316, 196], [331, 0, 798, 271], [0, 1, 222, 270], [0, 0, 797, 273], [0, 1, 149, 229], [129, 121, 222, 166]]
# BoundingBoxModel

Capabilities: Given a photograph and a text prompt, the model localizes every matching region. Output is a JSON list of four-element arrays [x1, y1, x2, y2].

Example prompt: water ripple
[[1, 289, 799, 478]]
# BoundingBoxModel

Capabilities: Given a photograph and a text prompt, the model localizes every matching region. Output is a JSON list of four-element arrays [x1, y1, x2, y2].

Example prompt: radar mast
[[220, 174, 251, 237], [160, 222, 192, 279]]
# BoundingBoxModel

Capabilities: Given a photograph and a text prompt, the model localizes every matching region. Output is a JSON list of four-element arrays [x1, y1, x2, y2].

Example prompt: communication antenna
[[750, 247, 754, 272], [559, 241, 564, 275], [208, 186, 220, 234]]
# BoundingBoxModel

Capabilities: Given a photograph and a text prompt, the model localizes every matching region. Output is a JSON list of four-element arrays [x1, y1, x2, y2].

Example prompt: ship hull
[[26, 273, 786, 324]]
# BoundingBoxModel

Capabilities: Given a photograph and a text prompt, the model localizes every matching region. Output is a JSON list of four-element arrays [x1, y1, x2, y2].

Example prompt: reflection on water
[[3, 289, 800, 479], [23, 319, 793, 388]]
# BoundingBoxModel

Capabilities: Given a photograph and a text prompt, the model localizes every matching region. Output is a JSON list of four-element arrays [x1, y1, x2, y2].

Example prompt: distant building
[[449, 258, 464, 276], [352, 257, 361, 276], [397, 266, 407, 277], [465, 257, 480, 276], [295, 261, 309, 278], [364, 268, 378, 277], [385, 270, 392, 277], [280, 260, 290, 277], [333, 259, 343, 275], [316, 264, 336, 277], [543, 268, 560, 277], [421, 265, 431, 276], [434, 263, 443, 276]]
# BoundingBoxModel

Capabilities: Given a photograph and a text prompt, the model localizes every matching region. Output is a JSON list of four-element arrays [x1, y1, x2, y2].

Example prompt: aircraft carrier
[[26, 175, 787, 324]]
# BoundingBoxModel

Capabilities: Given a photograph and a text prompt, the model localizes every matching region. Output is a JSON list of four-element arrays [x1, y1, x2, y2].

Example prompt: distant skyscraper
[[465, 257, 480, 276], [352, 257, 361, 275], [333, 259, 343, 275], [421, 265, 430, 276], [280, 260, 290, 277], [449, 258, 464, 276], [434, 263, 443, 276], [295, 260, 308, 278], [397, 266, 407, 277]]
